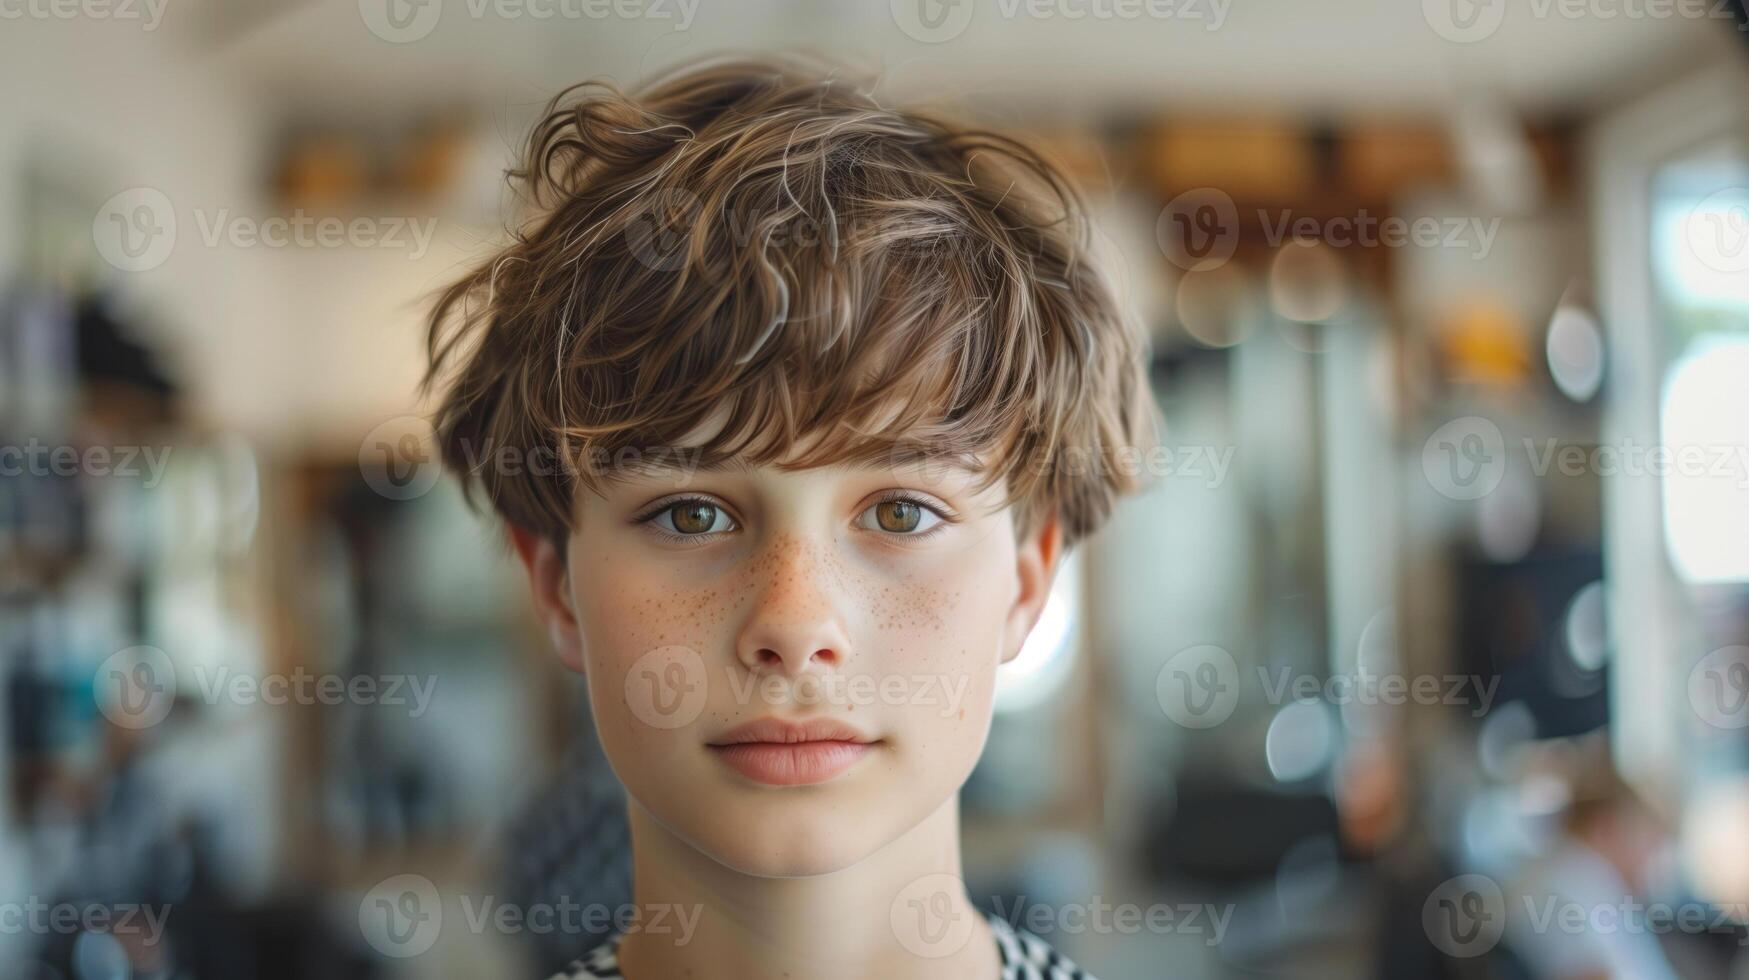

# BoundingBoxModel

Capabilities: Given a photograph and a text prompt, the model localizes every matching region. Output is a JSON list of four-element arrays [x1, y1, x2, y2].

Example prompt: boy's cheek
[[570, 565, 741, 656], [878, 549, 1016, 660], [871, 575, 1011, 735]]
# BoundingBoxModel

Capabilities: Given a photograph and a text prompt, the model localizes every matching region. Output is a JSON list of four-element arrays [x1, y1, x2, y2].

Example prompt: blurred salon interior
[[3, 1, 1749, 977]]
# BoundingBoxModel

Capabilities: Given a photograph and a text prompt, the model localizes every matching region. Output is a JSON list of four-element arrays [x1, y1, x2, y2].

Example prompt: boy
[[423, 54, 1155, 980]]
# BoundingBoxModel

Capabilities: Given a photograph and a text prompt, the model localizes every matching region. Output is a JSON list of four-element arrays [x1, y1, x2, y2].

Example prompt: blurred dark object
[[1457, 547, 1608, 738], [1145, 781, 1339, 884], [1373, 863, 1535, 980], [72, 292, 177, 403], [501, 748, 633, 973]]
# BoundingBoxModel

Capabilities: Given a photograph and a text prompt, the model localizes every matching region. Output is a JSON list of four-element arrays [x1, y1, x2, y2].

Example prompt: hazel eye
[[651, 500, 735, 536], [858, 497, 944, 535], [875, 500, 920, 532]]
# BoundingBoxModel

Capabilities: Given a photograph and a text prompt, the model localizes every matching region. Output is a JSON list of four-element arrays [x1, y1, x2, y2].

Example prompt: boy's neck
[[613, 795, 1000, 980]]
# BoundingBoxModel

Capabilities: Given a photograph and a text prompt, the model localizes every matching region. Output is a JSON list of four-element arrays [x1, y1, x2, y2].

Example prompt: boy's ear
[[508, 525, 585, 673], [1002, 512, 1064, 665]]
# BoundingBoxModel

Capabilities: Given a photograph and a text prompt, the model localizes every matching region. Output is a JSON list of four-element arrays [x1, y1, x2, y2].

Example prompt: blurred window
[[1650, 154, 1749, 585]]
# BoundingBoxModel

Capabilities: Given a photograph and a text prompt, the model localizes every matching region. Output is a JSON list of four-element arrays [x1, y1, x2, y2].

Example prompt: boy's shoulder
[[545, 928, 623, 978], [986, 909, 1098, 978], [544, 909, 1099, 979]]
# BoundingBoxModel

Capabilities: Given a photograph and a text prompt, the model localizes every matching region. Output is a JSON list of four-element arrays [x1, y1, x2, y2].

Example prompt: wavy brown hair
[[423, 54, 1157, 549]]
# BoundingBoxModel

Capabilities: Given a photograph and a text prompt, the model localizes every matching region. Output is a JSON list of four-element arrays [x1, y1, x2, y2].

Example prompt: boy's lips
[[706, 717, 880, 786]]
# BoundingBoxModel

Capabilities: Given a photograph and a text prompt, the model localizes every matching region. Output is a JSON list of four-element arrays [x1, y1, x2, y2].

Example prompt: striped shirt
[[547, 909, 1095, 979]]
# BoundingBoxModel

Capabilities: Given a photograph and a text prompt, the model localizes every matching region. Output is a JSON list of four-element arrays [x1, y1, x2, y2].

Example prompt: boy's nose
[[734, 537, 849, 677]]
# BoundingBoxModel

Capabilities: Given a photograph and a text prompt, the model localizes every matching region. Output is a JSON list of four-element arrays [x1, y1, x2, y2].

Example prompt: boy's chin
[[665, 790, 920, 878], [690, 805, 895, 878], [708, 841, 872, 878]]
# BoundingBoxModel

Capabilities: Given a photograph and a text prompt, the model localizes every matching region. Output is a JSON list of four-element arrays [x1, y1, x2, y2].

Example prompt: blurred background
[[4, 1, 1749, 977]]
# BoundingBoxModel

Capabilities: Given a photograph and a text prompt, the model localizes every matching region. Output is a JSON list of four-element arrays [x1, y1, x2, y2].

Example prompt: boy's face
[[512, 432, 1061, 877]]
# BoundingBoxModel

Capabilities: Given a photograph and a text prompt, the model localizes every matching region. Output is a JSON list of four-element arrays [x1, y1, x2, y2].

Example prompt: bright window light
[[1661, 338, 1749, 584]]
